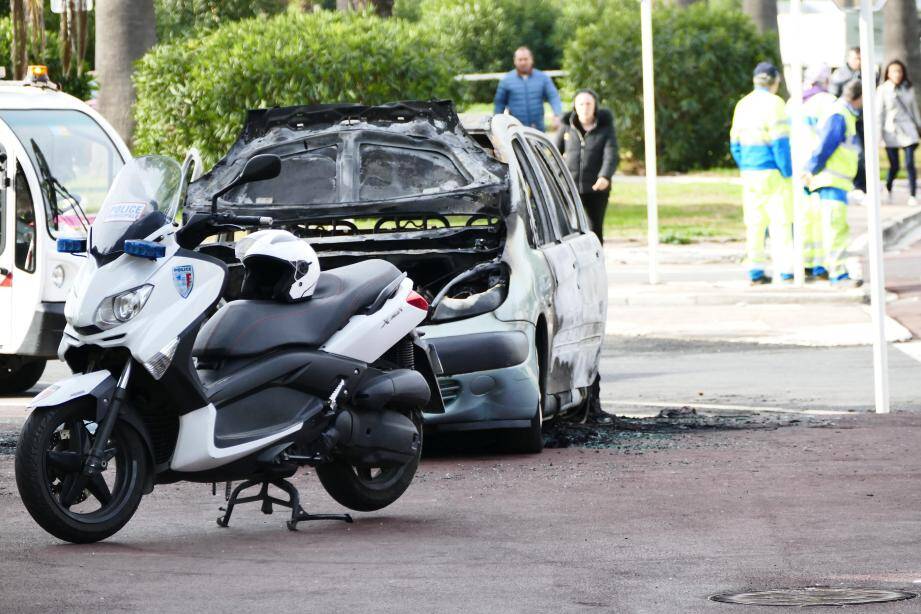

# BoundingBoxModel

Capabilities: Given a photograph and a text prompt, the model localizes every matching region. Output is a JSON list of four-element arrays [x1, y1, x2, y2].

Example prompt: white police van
[[0, 66, 130, 393]]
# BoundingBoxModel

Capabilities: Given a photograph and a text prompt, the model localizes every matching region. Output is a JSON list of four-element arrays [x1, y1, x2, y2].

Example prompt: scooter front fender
[[29, 371, 115, 415], [28, 370, 157, 493]]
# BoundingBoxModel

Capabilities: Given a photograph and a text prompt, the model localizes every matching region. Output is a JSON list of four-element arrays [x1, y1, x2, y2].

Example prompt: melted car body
[[187, 100, 608, 450]]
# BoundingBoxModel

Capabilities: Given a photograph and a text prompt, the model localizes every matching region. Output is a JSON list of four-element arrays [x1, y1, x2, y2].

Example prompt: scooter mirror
[[238, 154, 281, 185]]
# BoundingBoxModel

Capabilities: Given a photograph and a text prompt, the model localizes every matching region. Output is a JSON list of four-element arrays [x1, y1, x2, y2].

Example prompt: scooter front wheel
[[15, 401, 148, 543]]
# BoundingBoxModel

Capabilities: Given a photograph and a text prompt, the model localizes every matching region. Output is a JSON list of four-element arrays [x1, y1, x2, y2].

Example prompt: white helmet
[[235, 230, 320, 302]]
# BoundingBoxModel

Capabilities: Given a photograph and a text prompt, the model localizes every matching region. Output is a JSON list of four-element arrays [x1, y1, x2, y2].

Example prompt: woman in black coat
[[553, 89, 619, 241]]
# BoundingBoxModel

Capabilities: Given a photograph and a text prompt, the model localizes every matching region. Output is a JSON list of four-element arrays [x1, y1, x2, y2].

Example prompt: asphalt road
[[3, 412, 921, 613], [1, 338, 920, 612]]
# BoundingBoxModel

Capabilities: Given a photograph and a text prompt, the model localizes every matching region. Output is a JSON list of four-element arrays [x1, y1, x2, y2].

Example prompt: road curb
[[849, 207, 921, 254], [607, 284, 890, 306]]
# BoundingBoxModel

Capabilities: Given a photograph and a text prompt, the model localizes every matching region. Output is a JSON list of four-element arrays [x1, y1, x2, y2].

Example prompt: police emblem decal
[[173, 265, 194, 298]]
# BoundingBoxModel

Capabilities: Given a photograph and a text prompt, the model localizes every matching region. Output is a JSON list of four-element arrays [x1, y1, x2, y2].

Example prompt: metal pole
[[858, 0, 890, 413], [640, 0, 660, 285], [788, 0, 808, 286]]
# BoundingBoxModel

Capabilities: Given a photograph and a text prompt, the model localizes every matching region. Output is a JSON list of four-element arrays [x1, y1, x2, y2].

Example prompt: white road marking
[[602, 399, 855, 416], [894, 340, 921, 364]]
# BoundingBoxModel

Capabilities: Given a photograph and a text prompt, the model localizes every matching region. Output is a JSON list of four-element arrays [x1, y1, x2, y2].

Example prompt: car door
[[0, 142, 9, 349], [527, 135, 607, 389], [512, 132, 584, 396]]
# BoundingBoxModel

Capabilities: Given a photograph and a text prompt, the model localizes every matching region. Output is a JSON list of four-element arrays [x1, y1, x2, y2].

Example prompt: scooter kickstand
[[270, 479, 353, 531], [215, 478, 352, 531]]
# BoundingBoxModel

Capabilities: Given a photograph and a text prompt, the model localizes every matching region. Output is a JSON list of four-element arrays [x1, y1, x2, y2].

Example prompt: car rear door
[[526, 134, 606, 389]]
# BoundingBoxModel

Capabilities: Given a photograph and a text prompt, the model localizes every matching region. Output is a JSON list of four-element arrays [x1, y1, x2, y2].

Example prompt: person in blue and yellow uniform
[[803, 79, 863, 288], [799, 65, 838, 281], [730, 62, 794, 285]]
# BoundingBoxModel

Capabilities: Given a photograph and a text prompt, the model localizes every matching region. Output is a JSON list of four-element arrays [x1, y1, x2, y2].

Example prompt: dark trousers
[[579, 190, 609, 242], [886, 144, 917, 197], [854, 115, 867, 192]]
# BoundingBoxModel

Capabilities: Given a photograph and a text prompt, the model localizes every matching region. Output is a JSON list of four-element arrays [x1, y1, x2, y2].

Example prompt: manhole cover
[[710, 587, 917, 607]]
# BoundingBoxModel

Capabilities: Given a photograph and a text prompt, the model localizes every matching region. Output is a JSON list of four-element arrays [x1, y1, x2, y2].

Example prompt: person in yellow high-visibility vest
[[799, 65, 838, 280], [730, 62, 794, 284], [802, 79, 863, 288]]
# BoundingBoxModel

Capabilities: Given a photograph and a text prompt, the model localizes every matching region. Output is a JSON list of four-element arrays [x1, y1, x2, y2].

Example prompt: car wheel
[[504, 338, 545, 454]]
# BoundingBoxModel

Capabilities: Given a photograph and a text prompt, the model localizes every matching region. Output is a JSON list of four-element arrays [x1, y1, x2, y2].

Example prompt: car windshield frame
[[0, 108, 125, 239]]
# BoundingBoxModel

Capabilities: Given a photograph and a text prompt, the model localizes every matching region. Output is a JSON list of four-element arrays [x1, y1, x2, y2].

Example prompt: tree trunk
[[10, 0, 27, 79], [94, 0, 156, 146], [336, 0, 392, 14], [742, 0, 778, 34], [884, 0, 921, 110]]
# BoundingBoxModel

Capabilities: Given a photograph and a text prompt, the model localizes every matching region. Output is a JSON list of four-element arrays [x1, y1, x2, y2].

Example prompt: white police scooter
[[15, 153, 443, 543]]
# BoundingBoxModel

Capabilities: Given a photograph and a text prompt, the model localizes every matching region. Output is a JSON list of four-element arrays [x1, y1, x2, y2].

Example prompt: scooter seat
[[193, 259, 403, 360]]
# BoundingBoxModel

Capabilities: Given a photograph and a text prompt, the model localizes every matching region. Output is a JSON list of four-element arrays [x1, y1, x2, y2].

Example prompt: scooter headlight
[[95, 285, 153, 329]]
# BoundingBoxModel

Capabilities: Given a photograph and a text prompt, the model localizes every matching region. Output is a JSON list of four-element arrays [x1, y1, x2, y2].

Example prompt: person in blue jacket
[[493, 46, 563, 132]]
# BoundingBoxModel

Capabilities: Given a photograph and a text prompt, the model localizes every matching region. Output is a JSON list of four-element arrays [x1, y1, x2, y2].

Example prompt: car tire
[[0, 358, 46, 395], [504, 337, 545, 454], [504, 405, 544, 454]]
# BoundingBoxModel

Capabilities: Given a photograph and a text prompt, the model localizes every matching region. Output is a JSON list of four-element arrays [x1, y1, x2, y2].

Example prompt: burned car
[[186, 101, 607, 452]]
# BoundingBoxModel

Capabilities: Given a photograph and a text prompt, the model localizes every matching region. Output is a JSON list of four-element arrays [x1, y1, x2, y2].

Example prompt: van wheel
[[0, 358, 46, 394]]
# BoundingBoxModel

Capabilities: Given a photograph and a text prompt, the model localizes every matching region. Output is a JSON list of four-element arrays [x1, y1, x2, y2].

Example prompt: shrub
[[133, 11, 461, 166], [400, 0, 562, 103], [564, 1, 779, 172], [154, 0, 288, 41]]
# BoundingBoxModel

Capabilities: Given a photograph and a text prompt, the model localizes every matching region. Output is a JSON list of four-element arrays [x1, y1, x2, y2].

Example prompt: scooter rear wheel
[[316, 412, 422, 512], [15, 401, 148, 543]]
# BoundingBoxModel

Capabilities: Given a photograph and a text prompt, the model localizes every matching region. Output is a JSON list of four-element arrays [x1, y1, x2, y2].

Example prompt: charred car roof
[[186, 100, 510, 221]]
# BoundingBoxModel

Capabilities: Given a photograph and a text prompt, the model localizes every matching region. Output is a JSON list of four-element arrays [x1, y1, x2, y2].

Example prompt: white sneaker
[[909, 196, 919, 207]]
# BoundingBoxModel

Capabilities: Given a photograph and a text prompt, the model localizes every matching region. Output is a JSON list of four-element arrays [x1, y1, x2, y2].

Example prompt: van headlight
[[94, 285, 154, 329]]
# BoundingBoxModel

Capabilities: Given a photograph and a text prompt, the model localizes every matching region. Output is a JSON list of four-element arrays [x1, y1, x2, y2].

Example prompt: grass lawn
[[606, 180, 744, 243]]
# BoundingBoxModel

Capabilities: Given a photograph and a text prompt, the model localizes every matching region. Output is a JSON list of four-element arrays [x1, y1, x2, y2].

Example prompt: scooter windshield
[[90, 155, 181, 258]]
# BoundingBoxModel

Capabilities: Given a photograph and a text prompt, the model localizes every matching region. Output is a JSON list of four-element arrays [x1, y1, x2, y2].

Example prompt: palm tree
[[742, 0, 778, 34], [884, 0, 921, 109], [95, 0, 156, 145]]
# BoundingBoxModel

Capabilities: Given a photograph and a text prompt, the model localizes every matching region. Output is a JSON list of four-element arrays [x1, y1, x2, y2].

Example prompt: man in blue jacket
[[493, 46, 563, 132]]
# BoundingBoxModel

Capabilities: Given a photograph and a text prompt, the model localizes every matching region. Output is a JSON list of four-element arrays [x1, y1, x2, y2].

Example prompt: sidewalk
[[605, 179, 921, 347]]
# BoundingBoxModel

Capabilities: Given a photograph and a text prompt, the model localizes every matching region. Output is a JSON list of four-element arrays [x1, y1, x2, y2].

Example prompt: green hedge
[[133, 11, 461, 166], [564, 1, 779, 172]]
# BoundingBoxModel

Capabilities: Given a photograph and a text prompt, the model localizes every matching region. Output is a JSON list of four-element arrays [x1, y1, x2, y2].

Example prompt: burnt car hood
[[186, 100, 511, 221]]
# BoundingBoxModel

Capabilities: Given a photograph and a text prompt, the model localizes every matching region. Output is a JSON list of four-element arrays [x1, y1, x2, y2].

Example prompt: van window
[[0, 109, 124, 238], [511, 140, 552, 246], [15, 165, 35, 273]]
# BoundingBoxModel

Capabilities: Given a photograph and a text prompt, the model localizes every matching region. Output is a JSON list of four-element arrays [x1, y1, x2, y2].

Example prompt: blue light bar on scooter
[[56, 238, 86, 253], [124, 240, 166, 260]]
